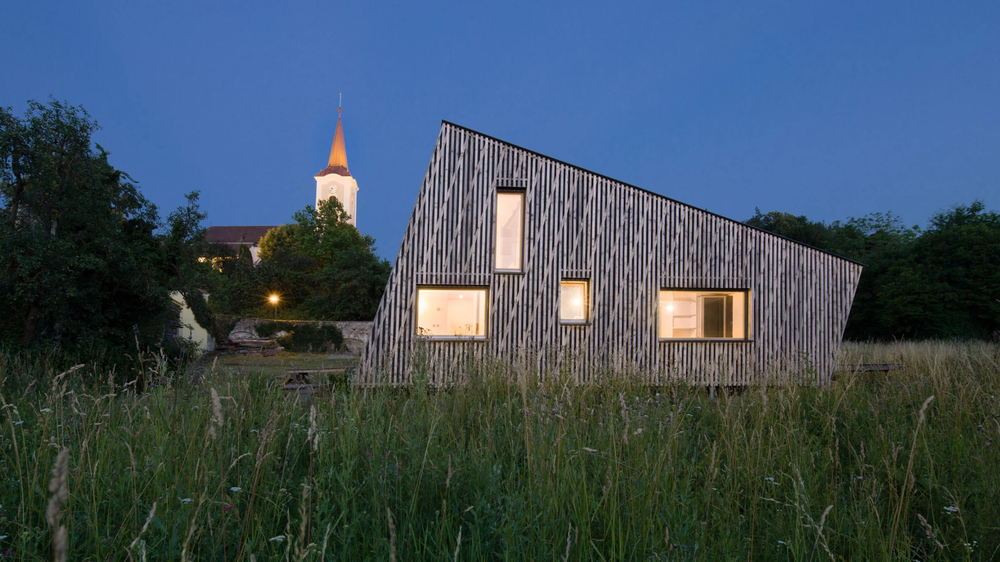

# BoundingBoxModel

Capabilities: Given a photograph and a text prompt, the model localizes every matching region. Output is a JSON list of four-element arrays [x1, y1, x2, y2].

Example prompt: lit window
[[560, 280, 588, 323], [416, 287, 488, 338], [658, 290, 749, 340], [495, 191, 524, 271]]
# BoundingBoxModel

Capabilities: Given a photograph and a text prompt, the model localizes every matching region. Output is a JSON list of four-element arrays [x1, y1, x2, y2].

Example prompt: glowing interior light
[[572, 298, 581, 306], [666, 305, 674, 311]]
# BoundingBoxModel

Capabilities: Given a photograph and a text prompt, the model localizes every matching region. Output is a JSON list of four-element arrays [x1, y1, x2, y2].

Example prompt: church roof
[[205, 226, 277, 245], [316, 108, 350, 177]]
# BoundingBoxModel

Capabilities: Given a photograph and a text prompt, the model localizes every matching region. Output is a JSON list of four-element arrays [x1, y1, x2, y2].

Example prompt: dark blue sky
[[4, 1, 998, 259]]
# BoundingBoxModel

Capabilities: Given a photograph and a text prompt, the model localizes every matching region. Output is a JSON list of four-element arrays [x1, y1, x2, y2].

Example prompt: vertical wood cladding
[[361, 123, 863, 386]]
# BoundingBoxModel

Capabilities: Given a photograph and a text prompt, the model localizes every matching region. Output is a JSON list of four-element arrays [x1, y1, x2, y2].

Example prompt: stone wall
[[228, 318, 373, 355]]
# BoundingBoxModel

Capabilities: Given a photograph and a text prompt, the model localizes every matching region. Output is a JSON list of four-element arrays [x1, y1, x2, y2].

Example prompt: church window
[[495, 191, 524, 272], [658, 290, 750, 340], [416, 287, 488, 339]]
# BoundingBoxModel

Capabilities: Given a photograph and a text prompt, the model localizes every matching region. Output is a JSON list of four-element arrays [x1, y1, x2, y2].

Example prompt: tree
[[745, 208, 832, 249], [879, 201, 1000, 339], [221, 198, 391, 320], [0, 100, 172, 349]]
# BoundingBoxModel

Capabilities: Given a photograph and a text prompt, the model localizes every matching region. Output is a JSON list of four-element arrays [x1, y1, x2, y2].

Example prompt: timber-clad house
[[360, 122, 863, 386]]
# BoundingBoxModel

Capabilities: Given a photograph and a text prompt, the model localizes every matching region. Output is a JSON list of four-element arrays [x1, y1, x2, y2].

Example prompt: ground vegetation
[[1, 342, 997, 559]]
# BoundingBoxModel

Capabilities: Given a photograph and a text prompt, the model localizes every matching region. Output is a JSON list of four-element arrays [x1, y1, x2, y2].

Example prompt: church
[[204, 107, 359, 261]]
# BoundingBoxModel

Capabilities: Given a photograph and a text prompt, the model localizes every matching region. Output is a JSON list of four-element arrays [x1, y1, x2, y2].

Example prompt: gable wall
[[361, 124, 863, 385]]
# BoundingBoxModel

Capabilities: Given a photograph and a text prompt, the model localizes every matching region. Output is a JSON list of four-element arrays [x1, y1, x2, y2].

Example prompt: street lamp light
[[269, 294, 279, 321]]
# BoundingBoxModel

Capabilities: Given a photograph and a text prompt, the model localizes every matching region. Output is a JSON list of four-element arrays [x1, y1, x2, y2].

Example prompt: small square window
[[560, 280, 589, 324]]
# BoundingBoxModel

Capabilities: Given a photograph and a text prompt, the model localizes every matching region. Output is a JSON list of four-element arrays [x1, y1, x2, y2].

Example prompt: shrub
[[275, 323, 344, 352]]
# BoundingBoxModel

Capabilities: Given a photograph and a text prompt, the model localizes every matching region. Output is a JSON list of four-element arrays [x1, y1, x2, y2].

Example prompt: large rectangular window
[[658, 290, 749, 340], [416, 287, 487, 338], [560, 280, 589, 324], [495, 191, 524, 271]]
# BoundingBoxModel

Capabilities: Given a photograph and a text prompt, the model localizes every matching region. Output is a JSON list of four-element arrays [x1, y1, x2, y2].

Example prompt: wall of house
[[361, 123, 863, 386], [171, 292, 215, 352]]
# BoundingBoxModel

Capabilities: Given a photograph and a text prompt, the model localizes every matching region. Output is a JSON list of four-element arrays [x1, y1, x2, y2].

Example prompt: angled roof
[[316, 108, 350, 178], [204, 225, 277, 245], [441, 120, 864, 266]]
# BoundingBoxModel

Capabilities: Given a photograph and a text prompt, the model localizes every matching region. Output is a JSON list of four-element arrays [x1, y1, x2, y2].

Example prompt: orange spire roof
[[316, 107, 350, 177]]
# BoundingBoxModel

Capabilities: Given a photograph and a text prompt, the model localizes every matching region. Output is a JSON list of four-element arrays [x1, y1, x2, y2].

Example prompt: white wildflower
[[180, 498, 192, 504], [943, 505, 959, 514], [229, 487, 242, 492], [40, 408, 53, 413], [777, 540, 787, 546], [14, 420, 23, 425], [269, 535, 286, 542]]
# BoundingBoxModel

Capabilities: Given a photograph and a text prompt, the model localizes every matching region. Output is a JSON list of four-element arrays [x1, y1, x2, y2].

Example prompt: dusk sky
[[3, 1, 998, 259]]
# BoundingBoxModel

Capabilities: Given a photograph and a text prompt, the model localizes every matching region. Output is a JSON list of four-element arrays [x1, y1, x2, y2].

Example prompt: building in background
[[204, 105, 358, 260], [170, 291, 215, 351], [314, 107, 359, 226], [204, 225, 276, 264]]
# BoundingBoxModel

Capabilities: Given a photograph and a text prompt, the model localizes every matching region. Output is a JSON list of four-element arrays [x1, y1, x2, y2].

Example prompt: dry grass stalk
[[453, 526, 462, 562], [889, 394, 935, 552], [562, 523, 573, 562], [208, 387, 223, 440], [387, 508, 397, 562], [129, 501, 157, 551], [917, 513, 945, 551], [308, 404, 319, 452], [47, 447, 71, 562]]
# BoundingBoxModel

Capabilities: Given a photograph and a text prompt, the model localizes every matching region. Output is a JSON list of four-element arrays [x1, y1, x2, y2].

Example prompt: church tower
[[315, 107, 359, 227]]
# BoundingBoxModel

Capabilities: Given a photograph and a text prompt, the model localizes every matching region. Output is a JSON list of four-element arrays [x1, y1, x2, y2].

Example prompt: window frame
[[494, 188, 526, 274], [413, 285, 490, 341], [657, 288, 752, 342], [559, 278, 590, 325]]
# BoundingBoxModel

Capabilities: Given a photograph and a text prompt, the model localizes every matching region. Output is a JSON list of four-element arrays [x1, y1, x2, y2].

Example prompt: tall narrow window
[[416, 287, 488, 338], [560, 280, 589, 324], [495, 191, 524, 271], [658, 290, 750, 340]]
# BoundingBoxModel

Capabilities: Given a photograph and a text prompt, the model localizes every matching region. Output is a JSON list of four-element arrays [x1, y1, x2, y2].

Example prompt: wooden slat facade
[[360, 122, 864, 386]]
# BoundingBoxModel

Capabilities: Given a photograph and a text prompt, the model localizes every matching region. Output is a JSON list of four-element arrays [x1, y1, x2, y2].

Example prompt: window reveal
[[495, 191, 524, 271], [416, 287, 487, 338], [658, 290, 749, 340], [560, 280, 589, 323]]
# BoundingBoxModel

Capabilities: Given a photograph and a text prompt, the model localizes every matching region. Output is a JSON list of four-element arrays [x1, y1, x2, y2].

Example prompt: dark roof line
[[440, 120, 865, 267]]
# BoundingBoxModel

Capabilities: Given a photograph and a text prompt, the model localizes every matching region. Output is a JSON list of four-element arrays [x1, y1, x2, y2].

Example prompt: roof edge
[[440, 120, 866, 267]]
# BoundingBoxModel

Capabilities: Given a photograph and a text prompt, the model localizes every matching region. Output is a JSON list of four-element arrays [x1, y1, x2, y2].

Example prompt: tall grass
[[1, 341, 998, 560]]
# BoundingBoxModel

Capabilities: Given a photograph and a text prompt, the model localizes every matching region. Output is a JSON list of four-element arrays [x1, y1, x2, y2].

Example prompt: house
[[204, 225, 277, 264], [170, 291, 215, 352], [360, 122, 863, 386]]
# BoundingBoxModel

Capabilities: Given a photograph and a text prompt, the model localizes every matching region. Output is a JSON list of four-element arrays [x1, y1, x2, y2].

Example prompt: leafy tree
[[746, 202, 999, 341], [0, 100, 170, 349], [878, 201, 1000, 339], [745, 208, 832, 249], [216, 198, 390, 320]]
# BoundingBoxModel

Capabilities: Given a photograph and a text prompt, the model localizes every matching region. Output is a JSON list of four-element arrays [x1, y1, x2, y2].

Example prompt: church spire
[[317, 106, 350, 177]]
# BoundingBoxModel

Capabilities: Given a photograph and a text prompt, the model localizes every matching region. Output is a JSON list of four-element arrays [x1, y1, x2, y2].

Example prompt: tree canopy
[[211, 198, 391, 321], [0, 100, 222, 353], [746, 201, 999, 341]]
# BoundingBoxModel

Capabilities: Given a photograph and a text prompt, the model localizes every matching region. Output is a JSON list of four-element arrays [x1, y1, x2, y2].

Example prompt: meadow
[[1, 341, 998, 561]]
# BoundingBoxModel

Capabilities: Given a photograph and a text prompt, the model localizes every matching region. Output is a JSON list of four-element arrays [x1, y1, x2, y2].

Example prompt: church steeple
[[314, 102, 360, 227], [317, 107, 350, 177]]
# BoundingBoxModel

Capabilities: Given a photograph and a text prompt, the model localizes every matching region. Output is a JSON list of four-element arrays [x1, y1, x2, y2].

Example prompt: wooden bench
[[283, 368, 350, 401], [849, 363, 905, 373]]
